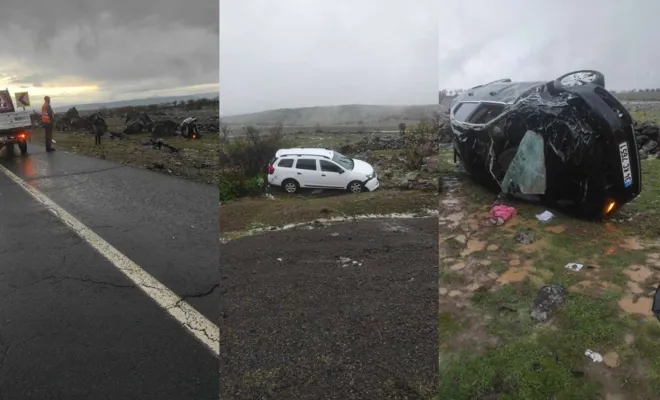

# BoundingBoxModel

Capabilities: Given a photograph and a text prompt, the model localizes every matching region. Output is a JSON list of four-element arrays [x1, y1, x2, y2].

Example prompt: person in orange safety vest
[[41, 96, 55, 152]]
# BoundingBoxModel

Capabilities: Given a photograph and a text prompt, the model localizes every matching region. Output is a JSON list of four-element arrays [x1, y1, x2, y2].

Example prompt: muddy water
[[618, 296, 654, 316]]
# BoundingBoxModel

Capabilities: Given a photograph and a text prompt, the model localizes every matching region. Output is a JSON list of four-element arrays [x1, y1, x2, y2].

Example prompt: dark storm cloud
[[219, 0, 439, 116], [438, 0, 660, 91], [0, 0, 218, 101]]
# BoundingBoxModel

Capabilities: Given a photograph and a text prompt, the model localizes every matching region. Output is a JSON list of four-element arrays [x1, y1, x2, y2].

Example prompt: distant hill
[[51, 92, 218, 112], [220, 104, 441, 127]]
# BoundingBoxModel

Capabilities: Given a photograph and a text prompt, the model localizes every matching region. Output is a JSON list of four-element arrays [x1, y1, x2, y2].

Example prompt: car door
[[294, 158, 322, 187], [319, 160, 347, 188]]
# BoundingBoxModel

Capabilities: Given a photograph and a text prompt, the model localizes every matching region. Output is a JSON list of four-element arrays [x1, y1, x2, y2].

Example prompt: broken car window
[[469, 103, 505, 124], [500, 130, 547, 195], [452, 102, 479, 122]]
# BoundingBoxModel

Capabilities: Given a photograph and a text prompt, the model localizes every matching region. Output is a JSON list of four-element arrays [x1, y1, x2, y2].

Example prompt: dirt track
[[220, 218, 438, 399]]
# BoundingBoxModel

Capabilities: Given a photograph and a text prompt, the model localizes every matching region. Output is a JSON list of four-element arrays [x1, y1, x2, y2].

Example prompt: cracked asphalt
[[220, 218, 438, 399], [0, 144, 218, 399]]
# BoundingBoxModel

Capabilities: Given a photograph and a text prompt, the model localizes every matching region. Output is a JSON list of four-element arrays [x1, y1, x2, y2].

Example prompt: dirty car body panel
[[449, 72, 641, 219]]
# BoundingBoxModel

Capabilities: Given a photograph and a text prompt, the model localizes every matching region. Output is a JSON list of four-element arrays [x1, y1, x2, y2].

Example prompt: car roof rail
[[280, 153, 331, 159]]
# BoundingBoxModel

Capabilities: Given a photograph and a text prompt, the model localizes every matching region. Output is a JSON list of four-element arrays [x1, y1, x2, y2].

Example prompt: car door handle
[[321, 174, 326, 176], [297, 172, 302, 175]]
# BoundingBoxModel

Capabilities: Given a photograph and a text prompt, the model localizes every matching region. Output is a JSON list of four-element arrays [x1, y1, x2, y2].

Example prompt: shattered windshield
[[500, 130, 547, 195], [332, 151, 354, 170]]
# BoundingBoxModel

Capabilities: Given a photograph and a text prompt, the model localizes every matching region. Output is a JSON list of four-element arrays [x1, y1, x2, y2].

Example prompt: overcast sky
[[220, 0, 439, 116], [439, 0, 660, 91], [0, 0, 218, 107]]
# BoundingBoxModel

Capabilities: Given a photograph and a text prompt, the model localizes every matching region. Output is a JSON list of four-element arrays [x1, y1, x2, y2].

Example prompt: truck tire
[[18, 141, 27, 155]]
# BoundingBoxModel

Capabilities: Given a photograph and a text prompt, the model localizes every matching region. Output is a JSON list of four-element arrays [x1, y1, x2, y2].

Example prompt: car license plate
[[619, 141, 633, 188]]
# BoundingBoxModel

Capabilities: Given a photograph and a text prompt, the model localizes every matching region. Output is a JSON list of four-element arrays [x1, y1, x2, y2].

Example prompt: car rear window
[[277, 158, 294, 168], [295, 159, 317, 171], [452, 102, 479, 122]]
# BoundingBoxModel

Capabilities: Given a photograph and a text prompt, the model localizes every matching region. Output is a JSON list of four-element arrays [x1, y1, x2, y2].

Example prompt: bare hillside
[[220, 104, 440, 127]]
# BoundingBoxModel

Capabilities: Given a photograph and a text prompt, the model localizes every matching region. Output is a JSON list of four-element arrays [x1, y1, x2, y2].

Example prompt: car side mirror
[[338, 169, 344, 174]]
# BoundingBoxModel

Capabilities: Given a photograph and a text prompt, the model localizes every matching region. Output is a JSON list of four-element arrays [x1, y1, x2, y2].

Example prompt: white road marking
[[0, 164, 219, 357]]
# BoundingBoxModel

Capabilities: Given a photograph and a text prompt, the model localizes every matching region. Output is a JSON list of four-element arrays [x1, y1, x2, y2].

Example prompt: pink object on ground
[[489, 205, 517, 221]]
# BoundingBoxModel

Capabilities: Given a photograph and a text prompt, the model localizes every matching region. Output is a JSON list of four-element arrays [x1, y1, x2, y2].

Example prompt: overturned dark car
[[449, 70, 642, 219]]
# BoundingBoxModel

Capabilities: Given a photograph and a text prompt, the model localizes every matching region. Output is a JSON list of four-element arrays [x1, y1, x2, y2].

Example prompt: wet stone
[[515, 230, 536, 245], [603, 352, 620, 368], [450, 262, 466, 271], [530, 284, 567, 322]]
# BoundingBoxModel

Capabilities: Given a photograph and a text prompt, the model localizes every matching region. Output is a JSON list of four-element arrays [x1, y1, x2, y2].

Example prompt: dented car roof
[[451, 81, 546, 108]]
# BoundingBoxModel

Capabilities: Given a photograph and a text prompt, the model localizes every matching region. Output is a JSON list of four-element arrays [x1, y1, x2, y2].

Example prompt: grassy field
[[438, 141, 660, 399], [631, 109, 660, 124], [28, 117, 219, 185], [220, 190, 437, 234]]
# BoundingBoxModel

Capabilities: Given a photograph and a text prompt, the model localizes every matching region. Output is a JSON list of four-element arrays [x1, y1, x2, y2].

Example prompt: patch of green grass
[[635, 321, 660, 393], [220, 190, 437, 232], [439, 282, 626, 400], [439, 269, 469, 287], [631, 109, 660, 124], [438, 311, 465, 344]]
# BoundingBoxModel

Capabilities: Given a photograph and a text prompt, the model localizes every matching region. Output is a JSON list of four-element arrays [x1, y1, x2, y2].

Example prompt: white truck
[[0, 89, 32, 155]]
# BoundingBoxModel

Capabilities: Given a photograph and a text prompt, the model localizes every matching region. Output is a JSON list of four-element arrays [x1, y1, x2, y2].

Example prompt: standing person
[[41, 96, 55, 152]]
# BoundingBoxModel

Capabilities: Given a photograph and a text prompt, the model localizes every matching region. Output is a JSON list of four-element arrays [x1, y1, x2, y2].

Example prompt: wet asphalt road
[[220, 217, 438, 399], [0, 144, 218, 399]]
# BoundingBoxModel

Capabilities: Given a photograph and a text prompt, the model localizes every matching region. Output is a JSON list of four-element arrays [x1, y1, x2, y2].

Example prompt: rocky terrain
[[27, 100, 220, 185]]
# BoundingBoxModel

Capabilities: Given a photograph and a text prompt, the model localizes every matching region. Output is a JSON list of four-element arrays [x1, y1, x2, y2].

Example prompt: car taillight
[[17, 132, 27, 140], [268, 165, 275, 174]]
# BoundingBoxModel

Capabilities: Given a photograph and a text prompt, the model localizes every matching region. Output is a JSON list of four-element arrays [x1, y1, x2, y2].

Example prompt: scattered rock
[[509, 258, 521, 266], [448, 290, 462, 298], [450, 262, 466, 271], [467, 283, 482, 292], [515, 230, 536, 245], [486, 244, 499, 251], [454, 234, 467, 244], [603, 351, 620, 368], [439, 287, 448, 295], [530, 284, 567, 322]]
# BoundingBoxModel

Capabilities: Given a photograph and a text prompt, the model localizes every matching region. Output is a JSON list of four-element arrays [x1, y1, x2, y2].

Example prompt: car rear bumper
[[564, 86, 642, 214], [267, 175, 282, 187]]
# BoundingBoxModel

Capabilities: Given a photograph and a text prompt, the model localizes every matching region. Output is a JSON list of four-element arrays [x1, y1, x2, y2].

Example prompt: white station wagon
[[267, 148, 379, 194]]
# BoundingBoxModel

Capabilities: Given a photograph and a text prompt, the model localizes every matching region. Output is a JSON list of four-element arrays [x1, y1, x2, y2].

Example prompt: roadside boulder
[[151, 119, 178, 138]]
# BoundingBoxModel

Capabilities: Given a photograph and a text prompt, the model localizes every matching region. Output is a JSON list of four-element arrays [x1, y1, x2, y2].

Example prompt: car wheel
[[553, 70, 606, 90], [18, 141, 27, 155], [347, 180, 364, 193], [282, 179, 299, 194]]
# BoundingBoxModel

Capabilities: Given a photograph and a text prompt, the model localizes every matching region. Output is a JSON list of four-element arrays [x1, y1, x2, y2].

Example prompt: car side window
[[295, 158, 317, 171], [468, 103, 506, 124], [320, 160, 343, 173], [452, 102, 479, 122], [278, 158, 294, 168]]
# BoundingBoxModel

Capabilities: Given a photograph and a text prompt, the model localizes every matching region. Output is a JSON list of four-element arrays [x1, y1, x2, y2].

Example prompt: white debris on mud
[[220, 208, 438, 242]]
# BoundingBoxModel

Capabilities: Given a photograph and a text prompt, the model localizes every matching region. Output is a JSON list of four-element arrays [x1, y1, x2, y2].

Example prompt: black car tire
[[18, 141, 27, 155], [347, 180, 364, 193], [553, 70, 606, 90], [282, 179, 299, 194]]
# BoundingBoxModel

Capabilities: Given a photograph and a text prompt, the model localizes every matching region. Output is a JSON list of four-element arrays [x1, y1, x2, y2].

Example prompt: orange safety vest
[[41, 103, 51, 123]]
